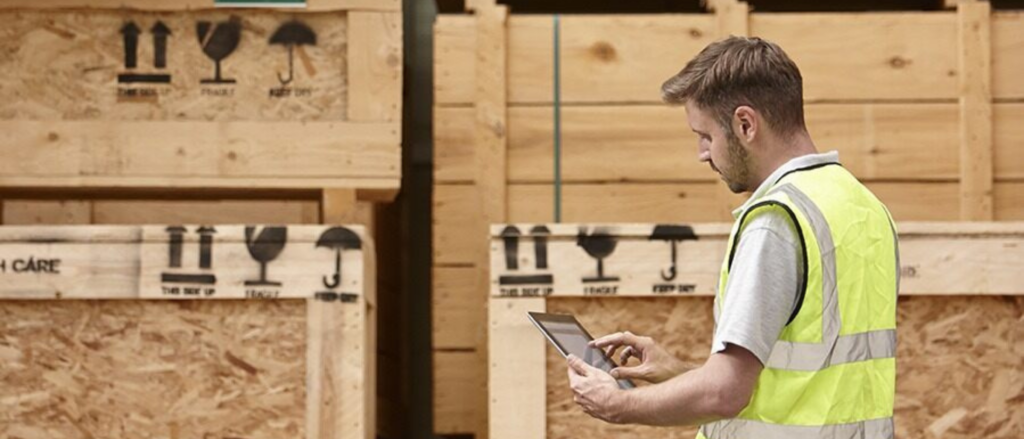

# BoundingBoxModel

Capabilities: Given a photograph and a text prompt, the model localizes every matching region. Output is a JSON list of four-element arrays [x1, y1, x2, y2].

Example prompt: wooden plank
[[433, 266, 482, 350], [751, 13, 958, 101], [434, 15, 476, 106], [0, 0, 400, 11], [434, 183, 960, 266], [348, 11, 403, 122], [436, 104, 962, 185], [433, 184, 486, 265], [436, 13, 963, 104], [0, 11, 350, 121], [474, 3, 508, 225], [958, 1, 993, 220], [518, 15, 717, 104], [992, 11, 1024, 99], [489, 297, 546, 439], [716, 0, 749, 37], [0, 225, 366, 300], [2, 201, 92, 225], [507, 183, 728, 224], [0, 120, 399, 185], [867, 182, 960, 222], [995, 182, 1024, 220], [92, 200, 321, 224], [319, 191, 375, 439], [433, 350, 487, 435], [488, 222, 1024, 297], [994, 104, 1024, 181]]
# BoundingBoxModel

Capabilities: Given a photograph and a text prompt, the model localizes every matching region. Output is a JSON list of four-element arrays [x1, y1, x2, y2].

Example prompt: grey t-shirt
[[710, 151, 839, 365], [711, 211, 803, 365]]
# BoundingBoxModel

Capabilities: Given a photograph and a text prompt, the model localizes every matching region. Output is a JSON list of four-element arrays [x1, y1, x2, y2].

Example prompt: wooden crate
[[487, 222, 1024, 439], [0, 0, 402, 198], [0, 223, 376, 439], [432, 1, 1024, 437]]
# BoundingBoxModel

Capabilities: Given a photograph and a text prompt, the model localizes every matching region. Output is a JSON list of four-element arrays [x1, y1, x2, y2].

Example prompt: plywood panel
[[0, 11, 348, 121], [0, 299, 307, 439], [433, 350, 486, 435]]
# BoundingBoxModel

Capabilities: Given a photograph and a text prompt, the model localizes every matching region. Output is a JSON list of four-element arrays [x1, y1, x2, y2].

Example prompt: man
[[566, 36, 900, 438]]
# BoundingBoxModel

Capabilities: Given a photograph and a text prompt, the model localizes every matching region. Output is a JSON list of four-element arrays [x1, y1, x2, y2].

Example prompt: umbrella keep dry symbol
[[270, 20, 317, 85], [316, 227, 361, 290]]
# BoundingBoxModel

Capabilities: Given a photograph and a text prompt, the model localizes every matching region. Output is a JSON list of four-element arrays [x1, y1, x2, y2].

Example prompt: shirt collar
[[731, 150, 841, 219]]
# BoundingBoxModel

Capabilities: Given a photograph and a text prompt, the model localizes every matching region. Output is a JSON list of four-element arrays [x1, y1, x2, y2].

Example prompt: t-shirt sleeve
[[710, 209, 803, 365]]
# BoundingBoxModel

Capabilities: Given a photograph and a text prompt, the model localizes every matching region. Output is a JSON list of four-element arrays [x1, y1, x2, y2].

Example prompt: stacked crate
[[432, 1, 1024, 438], [0, 1, 402, 438]]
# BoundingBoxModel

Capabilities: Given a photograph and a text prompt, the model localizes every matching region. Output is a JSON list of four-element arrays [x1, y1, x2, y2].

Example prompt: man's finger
[[610, 364, 648, 380], [619, 346, 635, 365], [591, 331, 642, 349], [567, 354, 589, 377]]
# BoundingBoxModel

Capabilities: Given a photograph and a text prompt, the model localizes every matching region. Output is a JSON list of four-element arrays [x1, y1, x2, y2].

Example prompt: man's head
[[661, 36, 808, 193]]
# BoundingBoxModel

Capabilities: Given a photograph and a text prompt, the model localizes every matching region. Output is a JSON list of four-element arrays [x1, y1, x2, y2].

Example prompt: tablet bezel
[[527, 311, 635, 389]]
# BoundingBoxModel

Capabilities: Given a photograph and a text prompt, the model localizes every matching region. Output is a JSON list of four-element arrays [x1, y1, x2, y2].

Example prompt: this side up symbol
[[162, 225, 216, 284], [649, 225, 698, 281], [118, 20, 172, 84], [498, 225, 554, 286]]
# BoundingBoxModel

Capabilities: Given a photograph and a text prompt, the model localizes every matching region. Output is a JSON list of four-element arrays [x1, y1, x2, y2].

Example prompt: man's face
[[685, 102, 752, 193]]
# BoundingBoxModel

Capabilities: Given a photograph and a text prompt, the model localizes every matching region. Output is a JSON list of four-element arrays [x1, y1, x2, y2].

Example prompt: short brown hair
[[662, 36, 806, 137]]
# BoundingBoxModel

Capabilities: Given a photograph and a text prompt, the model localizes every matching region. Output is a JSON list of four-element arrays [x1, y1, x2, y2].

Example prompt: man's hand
[[567, 354, 628, 424], [590, 331, 688, 384]]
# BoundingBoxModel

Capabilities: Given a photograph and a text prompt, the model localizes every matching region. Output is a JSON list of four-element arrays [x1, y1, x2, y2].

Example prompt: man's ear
[[733, 106, 758, 142]]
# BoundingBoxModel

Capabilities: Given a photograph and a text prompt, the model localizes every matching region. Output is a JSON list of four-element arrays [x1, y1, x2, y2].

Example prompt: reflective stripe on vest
[[702, 164, 899, 439]]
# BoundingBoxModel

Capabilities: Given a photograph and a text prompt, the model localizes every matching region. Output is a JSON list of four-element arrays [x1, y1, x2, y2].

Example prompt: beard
[[721, 129, 752, 194]]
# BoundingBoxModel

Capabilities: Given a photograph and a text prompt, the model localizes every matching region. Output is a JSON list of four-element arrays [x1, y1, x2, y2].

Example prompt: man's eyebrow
[[692, 129, 708, 136]]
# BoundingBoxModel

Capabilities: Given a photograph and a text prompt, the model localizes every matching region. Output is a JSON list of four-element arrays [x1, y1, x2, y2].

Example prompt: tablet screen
[[528, 312, 635, 389]]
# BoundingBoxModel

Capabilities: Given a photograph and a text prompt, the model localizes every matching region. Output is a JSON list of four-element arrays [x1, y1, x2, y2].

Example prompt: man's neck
[[748, 131, 818, 192]]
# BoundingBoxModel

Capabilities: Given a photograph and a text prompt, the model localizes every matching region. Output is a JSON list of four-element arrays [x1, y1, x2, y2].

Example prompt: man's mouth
[[709, 160, 720, 174]]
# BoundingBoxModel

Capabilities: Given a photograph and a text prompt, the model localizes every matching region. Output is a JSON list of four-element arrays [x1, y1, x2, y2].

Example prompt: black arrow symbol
[[121, 21, 141, 69], [151, 21, 171, 69]]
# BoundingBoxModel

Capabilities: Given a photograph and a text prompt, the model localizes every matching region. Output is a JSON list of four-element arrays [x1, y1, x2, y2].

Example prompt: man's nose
[[698, 150, 711, 162]]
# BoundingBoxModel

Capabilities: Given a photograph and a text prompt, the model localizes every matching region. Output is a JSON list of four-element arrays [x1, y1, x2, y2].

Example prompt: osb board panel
[[543, 296, 1023, 439], [0, 299, 307, 439], [0, 10, 347, 121], [433, 350, 487, 435], [435, 103, 962, 184], [545, 297, 711, 439]]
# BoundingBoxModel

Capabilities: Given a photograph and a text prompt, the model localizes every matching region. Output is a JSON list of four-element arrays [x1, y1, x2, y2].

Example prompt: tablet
[[527, 312, 635, 389]]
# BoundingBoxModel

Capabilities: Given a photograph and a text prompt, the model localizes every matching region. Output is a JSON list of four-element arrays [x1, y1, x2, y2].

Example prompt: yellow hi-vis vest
[[698, 162, 899, 439]]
